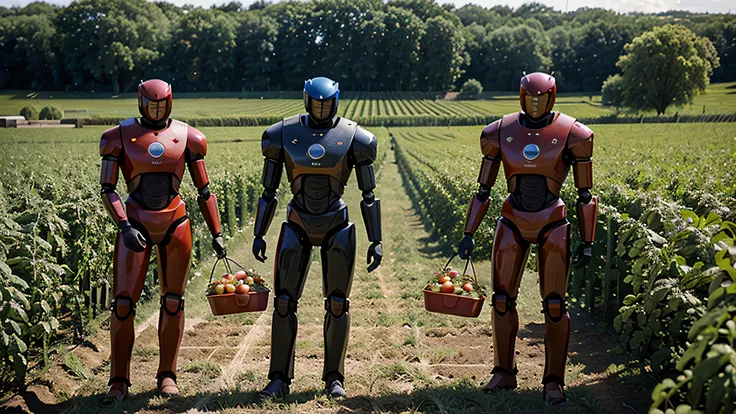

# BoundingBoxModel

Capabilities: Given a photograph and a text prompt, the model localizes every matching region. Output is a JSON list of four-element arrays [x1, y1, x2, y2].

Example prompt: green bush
[[601, 74, 625, 109], [39, 106, 64, 120], [19, 106, 39, 120], [457, 79, 483, 100]]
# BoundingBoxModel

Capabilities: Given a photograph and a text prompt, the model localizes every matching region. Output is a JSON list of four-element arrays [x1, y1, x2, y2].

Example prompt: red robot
[[457, 72, 598, 404], [99, 79, 226, 403]]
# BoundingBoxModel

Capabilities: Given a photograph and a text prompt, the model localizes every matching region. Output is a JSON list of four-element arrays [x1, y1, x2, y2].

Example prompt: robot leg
[[270, 222, 312, 382], [110, 228, 151, 386], [320, 223, 356, 382], [490, 218, 530, 381], [538, 222, 572, 388], [155, 218, 192, 384]]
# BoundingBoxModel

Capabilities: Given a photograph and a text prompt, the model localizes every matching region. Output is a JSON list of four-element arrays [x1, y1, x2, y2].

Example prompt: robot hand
[[212, 234, 227, 259], [572, 242, 593, 269], [457, 234, 474, 260], [119, 221, 146, 253], [367, 241, 382, 273], [253, 236, 268, 263]]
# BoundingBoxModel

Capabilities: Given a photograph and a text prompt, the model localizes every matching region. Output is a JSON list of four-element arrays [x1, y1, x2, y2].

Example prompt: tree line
[[0, 0, 734, 94]]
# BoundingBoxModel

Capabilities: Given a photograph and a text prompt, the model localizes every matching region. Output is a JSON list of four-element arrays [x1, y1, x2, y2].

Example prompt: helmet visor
[[523, 92, 551, 119], [141, 97, 169, 122], [305, 93, 335, 122]]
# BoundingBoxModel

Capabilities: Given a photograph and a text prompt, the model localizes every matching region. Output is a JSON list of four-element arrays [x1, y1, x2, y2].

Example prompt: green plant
[[457, 79, 483, 100], [19, 106, 39, 120], [39, 106, 64, 120]]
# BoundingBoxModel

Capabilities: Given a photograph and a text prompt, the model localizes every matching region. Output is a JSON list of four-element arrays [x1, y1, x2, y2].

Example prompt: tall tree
[[618, 24, 719, 115], [575, 21, 633, 92], [56, 0, 170, 93], [170, 8, 237, 92], [380, 6, 423, 90], [418, 15, 467, 91], [235, 12, 279, 91], [482, 24, 551, 91]]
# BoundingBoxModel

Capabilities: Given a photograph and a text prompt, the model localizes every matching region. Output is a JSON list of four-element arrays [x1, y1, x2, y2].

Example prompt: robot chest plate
[[282, 116, 356, 184], [499, 114, 573, 182], [119, 118, 187, 181]]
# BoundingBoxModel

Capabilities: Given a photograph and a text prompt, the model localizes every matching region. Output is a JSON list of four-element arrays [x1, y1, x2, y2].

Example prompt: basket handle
[[443, 255, 478, 284], [235, 292, 252, 307], [209, 256, 247, 284]]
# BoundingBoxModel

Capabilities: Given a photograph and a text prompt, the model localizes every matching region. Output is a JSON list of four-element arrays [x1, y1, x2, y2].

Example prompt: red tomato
[[235, 284, 250, 294], [235, 270, 247, 280], [441, 281, 455, 293], [448, 270, 460, 278], [438, 275, 451, 284], [463, 283, 473, 292]]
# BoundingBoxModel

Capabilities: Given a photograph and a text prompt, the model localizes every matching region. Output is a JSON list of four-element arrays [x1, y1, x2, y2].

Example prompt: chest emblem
[[523, 144, 540, 161], [307, 143, 326, 160], [148, 142, 165, 159]]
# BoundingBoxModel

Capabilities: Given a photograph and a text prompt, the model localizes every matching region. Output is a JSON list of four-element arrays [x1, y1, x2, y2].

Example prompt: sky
[[0, 0, 733, 14]]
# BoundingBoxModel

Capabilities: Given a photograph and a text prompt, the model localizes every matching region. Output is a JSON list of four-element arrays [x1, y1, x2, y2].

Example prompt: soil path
[[3, 144, 650, 414]]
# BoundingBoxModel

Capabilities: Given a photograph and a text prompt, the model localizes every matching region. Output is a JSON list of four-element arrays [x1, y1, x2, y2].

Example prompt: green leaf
[[678, 338, 710, 370], [12, 334, 27, 353], [688, 354, 729, 405], [674, 405, 693, 414], [9, 320, 22, 336]]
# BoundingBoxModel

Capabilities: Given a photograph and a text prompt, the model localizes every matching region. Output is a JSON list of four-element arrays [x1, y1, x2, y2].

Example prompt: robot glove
[[458, 234, 475, 260], [119, 221, 146, 253], [571, 242, 593, 269], [212, 233, 227, 259], [367, 241, 382, 273], [253, 236, 268, 263]]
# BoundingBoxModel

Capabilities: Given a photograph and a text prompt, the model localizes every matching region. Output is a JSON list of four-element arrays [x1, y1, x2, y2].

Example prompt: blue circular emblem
[[307, 143, 326, 160], [523, 144, 540, 161], [148, 142, 165, 159]]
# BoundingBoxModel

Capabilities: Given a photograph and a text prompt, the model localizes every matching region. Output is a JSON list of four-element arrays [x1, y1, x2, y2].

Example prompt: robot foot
[[259, 378, 290, 400], [543, 382, 566, 406], [102, 379, 129, 406], [482, 369, 518, 393], [158, 376, 179, 397], [325, 376, 347, 400]]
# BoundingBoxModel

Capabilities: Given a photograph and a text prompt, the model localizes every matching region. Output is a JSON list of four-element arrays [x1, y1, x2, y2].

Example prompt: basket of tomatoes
[[206, 256, 270, 316], [423, 255, 487, 318]]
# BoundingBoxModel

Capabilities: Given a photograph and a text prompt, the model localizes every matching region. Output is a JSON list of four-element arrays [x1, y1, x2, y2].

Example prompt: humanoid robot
[[99, 79, 227, 403], [457, 72, 598, 404], [252, 77, 382, 399]]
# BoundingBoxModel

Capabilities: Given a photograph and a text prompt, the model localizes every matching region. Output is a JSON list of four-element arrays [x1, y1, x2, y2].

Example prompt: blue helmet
[[304, 77, 339, 124]]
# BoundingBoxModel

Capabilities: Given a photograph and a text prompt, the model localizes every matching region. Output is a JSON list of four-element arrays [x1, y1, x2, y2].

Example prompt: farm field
[[0, 117, 734, 413], [1, 82, 734, 124], [0, 132, 647, 413]]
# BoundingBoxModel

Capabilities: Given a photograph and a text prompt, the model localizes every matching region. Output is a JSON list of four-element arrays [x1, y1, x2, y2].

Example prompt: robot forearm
[[188, 157, 223, 237], [463, 156, 498, 235], [356, 163, 381, 242], [100, 156, 127, 224], [254, 158, 282, 237], [572, 160, 597, 243]]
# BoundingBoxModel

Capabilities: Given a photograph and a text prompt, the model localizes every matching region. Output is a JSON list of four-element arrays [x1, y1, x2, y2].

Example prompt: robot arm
[[459, 121, 502, 259], [100, 127, 127, 225], [568, 122, 598, 268], [353, 127, 382, 272], [186, 127, 226, 258], [252, 123, 284, 262]]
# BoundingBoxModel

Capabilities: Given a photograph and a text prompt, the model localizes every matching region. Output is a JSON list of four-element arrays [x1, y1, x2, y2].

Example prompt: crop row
[[0, 125, 388, 386], [391, 123, 736, 412]]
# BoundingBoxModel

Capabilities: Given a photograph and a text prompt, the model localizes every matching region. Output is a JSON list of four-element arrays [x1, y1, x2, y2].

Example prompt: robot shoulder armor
[[480, 119, 502, 157], [567, 121, 594, 158], [262, 121, 284, 160], [186, 125, 208, 157], [100, 125, 122, 157], [352, 126, 377, 164]]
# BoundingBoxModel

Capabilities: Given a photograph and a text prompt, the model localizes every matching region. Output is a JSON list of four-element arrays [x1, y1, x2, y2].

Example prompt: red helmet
[[520, 72, 556, 119], [138, 79, 172, 123]]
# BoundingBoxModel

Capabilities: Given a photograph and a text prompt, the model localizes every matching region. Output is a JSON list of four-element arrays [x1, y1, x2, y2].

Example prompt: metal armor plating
[[100, 114, 223, 396], [461, 72, 598, 404], [254, 112, 381, 389]]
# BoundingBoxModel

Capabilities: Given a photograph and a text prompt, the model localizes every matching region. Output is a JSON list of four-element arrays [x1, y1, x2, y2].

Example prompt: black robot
[[252, 77, 382, 399]]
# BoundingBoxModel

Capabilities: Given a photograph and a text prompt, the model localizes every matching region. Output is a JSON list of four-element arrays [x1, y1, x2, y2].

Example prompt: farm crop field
[[2, 82, 735, 126], [1, 100, 735, 413]]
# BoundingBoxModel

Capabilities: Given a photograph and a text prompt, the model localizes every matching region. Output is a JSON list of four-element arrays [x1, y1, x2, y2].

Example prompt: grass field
[[1, 82, 734, 122]]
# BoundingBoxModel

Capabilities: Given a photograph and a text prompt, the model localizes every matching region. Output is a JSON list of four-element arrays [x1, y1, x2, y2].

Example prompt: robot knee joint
[[492, 292, 516, 316], [542, 293, 566, 323], [111, 295, 136, 321], [275, 294, 297, 318], [325, 292, 349, 318], [161, 292, 184, 317]]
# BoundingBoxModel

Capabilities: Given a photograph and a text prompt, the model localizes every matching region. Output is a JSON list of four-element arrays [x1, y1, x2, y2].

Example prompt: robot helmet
[[304, 77, 339, 124], [138, 79, 172, 124], [520, 72, 556, 119]]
